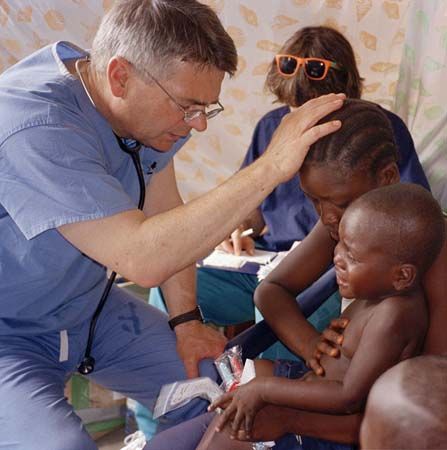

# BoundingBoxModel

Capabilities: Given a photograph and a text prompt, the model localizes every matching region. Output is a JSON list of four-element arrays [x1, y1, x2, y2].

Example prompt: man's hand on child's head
[[308, 318, 349, 376]]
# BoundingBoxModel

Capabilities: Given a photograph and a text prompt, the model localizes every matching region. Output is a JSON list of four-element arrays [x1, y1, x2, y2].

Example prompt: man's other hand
[[174, 321, 227, 378]]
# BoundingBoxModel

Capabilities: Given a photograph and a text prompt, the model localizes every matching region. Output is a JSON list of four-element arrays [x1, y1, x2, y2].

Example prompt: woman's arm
[[255, 220, 336, 360], [422, 220, 447, 355]]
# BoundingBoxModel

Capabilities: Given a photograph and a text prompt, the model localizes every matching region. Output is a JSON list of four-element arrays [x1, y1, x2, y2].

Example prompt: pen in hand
[[232, 228, 254, 240], [216, 228, 255, 255], [229, 228, 255, 256]]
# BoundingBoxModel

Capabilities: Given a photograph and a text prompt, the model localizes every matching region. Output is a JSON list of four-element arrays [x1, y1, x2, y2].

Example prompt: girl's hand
[[307, 317, 349, 375]]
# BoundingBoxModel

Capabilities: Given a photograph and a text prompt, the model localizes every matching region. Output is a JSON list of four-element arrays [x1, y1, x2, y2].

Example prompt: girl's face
[[299, 162, 379, 241]]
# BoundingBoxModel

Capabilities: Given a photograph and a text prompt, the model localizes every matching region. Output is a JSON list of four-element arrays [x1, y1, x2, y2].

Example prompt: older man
[[0, 1, 343, 448]]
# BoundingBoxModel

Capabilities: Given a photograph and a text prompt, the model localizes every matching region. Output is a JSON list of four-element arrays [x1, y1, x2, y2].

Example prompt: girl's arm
[[255, 220, 336, 360]]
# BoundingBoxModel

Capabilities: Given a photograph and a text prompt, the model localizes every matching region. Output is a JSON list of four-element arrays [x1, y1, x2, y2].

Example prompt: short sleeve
[[0, 125, 136, 239]]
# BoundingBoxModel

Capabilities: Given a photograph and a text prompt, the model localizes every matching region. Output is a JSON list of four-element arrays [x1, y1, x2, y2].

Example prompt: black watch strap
[[168, 306, 204, 330]]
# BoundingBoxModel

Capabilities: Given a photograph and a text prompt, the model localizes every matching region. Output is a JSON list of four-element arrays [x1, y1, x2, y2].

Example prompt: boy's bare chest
[[317, 300, 375, 381], [340, 300, 376, 359]]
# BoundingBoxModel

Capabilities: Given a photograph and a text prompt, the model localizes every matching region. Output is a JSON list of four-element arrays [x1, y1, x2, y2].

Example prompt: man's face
[[113, 61, 225, 151]]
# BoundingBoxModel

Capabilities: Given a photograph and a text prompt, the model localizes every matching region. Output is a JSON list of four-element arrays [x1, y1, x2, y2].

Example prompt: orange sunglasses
[[275, 54, 344, 80]]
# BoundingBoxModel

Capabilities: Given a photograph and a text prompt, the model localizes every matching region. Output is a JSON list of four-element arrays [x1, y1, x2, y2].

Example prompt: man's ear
[[392, 263, 417, 291], [377, 162, 400, 187], [107, 57, 131, 98]]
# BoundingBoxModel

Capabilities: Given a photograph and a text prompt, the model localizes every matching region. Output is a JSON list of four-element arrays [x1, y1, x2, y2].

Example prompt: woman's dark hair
[[265, 26, 363, 107], [304, 99, 399, 178]]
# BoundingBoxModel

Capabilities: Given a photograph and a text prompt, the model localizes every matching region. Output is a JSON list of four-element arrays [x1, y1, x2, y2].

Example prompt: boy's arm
[[246, 405, 362, 444], [260, 299, 418, 414]]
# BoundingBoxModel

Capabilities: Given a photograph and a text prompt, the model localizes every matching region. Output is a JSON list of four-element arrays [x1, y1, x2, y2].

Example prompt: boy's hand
[[208, 378, 266, 439], [308, 318, 349, 376]]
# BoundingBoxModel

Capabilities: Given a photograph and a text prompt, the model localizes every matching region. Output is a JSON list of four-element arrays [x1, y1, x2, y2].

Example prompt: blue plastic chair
[[226, 267, 338, 361]]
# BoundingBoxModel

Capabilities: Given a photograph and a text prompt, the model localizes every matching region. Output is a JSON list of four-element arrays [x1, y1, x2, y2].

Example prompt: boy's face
[[334, 207, 396, 300]]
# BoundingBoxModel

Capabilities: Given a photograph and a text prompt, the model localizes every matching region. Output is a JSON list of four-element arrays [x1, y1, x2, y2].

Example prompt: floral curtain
[[0, 0, 445, 207]]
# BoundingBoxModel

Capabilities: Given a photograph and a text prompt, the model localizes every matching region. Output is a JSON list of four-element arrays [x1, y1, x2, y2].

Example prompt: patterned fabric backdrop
[[395, 0, 447, 207], [0, 0, 445, 207]]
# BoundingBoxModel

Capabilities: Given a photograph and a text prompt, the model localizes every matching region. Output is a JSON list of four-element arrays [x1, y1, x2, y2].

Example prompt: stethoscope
[[75, 57, 146, 375], [78, 135, 145, 375]]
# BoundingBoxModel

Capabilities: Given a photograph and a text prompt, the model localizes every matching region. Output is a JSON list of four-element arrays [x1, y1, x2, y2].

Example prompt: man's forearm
[[241, 208, 265, 237], [161, 264, 198, 317], [133, 159, 280, 286]]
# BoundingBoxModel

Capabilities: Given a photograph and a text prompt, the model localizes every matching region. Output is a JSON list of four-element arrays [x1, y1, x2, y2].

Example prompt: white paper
[[239, 358, 256, 385], [257, 241, 301, 281], [203, 249, 277, 269], [153, 377, 223, 419]]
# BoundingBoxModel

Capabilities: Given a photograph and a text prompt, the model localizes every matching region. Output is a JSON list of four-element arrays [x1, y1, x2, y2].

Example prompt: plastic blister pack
[[214, 345, 244, 392]]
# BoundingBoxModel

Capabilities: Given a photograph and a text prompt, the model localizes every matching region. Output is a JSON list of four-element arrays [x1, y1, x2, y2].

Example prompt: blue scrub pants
[[0, 286, 216, 450]]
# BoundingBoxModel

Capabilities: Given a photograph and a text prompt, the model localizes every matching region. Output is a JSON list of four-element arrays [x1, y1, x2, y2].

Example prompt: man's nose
[[188, 113, 208, 132]]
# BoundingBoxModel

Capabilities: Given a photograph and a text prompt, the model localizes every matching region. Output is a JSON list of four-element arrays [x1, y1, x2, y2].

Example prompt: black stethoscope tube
[[78, 135, 144, 375]]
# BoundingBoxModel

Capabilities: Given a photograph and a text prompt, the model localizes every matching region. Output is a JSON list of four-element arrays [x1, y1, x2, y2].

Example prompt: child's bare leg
[[254, 359, 274, 376], [196, 413, 253, 450]]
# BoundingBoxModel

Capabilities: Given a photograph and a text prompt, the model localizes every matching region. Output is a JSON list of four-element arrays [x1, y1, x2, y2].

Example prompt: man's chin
[[148, 135, 183, 152], [147, 141, 173, 152]]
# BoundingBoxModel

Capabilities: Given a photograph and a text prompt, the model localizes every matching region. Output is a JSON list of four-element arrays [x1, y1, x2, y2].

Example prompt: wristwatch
[[168, 306, 204, 330]]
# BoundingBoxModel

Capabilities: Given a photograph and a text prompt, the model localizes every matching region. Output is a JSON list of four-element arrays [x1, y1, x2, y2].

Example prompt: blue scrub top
[[241, 105, 430, 252], [0, 42, 185, 335]]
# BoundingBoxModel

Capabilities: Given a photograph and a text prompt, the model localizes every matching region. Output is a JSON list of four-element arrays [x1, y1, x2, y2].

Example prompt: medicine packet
[[214, 345, 244, 391], [153, 376, 223, 419]]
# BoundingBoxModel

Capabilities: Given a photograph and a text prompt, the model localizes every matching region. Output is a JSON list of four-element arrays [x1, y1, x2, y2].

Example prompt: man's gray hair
[[90, 0, 237, 80]]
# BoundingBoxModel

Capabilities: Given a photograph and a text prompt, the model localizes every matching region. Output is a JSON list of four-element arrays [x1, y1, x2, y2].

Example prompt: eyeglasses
[[145, 71, 224, 123], [275, 54, 344, 80]]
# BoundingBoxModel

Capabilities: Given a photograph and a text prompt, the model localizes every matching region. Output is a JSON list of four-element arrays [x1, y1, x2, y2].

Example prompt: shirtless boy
[[207, 183, 445, 448]]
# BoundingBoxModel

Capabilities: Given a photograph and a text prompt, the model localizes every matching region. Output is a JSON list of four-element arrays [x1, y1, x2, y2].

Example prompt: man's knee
[[1, 421, 96, 450], [156, 358, 219, 432]]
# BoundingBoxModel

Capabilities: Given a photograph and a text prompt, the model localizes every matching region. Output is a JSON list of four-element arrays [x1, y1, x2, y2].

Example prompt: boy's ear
[[377, 162, 400, 187], [392, 263, 417, 291]]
